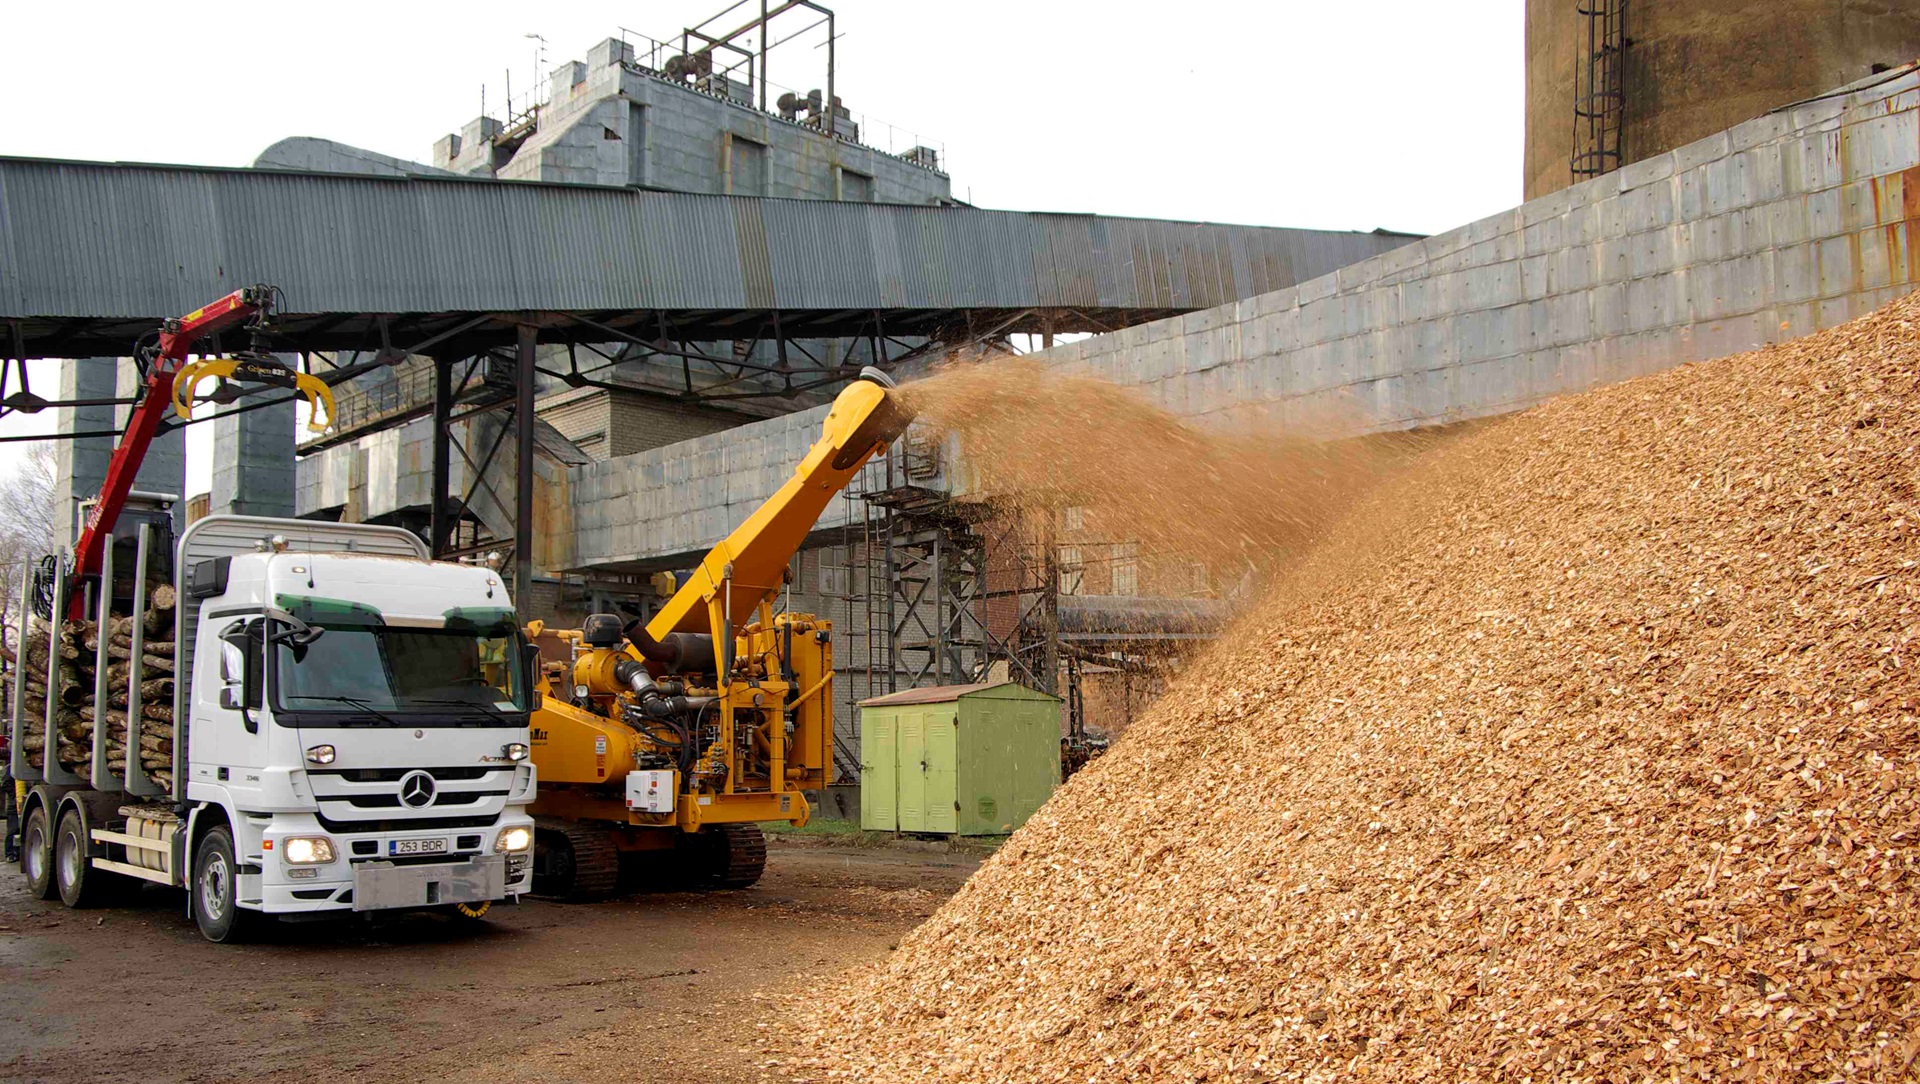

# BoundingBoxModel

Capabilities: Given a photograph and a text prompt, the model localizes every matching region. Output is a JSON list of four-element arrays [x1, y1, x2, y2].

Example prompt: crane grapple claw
[[171, 357, 336, 432]]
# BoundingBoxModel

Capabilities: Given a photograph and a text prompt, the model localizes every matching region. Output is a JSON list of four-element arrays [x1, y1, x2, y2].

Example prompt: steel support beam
[[513, 325, 537, 612], [429, 356, 454, 556]]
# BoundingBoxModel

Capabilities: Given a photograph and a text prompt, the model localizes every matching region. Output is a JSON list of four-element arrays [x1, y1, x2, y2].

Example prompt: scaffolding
[[1571, 0, 1628, 182], [832, 439, 1061, 781]]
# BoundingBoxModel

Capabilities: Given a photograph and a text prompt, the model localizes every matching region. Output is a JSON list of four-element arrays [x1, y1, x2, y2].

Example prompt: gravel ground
[[0, 841, 976, 1084]]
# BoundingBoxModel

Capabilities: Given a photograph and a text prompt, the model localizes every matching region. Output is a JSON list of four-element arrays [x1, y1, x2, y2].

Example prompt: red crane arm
[[65, 286, 269, 619]]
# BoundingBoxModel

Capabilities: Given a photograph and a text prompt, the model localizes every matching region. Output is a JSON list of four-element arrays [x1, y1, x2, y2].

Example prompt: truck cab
[[13, 515, 538, 942], [184, 539, 536, 930]]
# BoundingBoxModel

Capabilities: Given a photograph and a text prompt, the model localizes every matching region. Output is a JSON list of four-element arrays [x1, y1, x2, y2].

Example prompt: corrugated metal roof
[[859, 681, 1058, 707], [0, 156, 1416, 354]]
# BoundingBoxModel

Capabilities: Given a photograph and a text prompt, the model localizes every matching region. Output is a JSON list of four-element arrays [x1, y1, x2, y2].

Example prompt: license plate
[[388, 837, 447, 856]]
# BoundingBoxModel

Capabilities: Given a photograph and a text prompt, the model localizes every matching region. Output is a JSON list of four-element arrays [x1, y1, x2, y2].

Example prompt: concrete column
[[52, 359, 117, 546], [52, 359, 187, 544], [114, 361, 187, 535], [210, 394, 296, 519]]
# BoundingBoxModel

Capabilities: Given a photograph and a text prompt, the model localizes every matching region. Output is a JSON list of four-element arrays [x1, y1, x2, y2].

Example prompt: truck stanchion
[[39, 556, 84, 787], [122, 523, 164, 799], [88, 521, 121, 792]]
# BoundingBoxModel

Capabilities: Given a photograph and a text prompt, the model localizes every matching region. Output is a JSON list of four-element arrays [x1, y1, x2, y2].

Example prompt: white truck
[[11, 512, 537, 942]]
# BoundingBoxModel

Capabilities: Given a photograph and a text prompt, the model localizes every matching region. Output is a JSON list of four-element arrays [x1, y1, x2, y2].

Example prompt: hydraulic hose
[[614, 657, 716, 718]]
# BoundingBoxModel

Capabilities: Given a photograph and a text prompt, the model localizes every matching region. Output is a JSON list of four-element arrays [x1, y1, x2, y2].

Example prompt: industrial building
[[11, 0, 1919, 786]]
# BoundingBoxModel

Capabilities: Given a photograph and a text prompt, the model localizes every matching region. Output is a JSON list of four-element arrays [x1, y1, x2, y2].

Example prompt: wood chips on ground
[[792, 294, 1920, 1081]]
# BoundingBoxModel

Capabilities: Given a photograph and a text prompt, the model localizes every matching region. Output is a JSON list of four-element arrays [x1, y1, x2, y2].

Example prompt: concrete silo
[[1525, 0, 1920, 200]]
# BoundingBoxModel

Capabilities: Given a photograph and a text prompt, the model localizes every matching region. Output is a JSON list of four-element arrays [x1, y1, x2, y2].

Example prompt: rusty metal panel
[[731, 198, 776, 308]]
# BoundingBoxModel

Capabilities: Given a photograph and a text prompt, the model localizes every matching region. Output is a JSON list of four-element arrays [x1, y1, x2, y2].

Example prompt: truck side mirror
[[522, 643, 543, 708]]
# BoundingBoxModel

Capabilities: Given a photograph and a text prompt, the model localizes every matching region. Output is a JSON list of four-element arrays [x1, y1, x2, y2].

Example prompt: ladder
[[1571, 0, 1628, 182]]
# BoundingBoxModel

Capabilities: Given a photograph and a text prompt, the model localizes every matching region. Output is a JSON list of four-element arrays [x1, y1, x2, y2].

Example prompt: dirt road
[[0, 841, 975, 1084]]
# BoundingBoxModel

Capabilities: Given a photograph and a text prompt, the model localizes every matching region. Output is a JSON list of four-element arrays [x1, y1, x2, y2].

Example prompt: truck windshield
[[273, 616, 527, 720]]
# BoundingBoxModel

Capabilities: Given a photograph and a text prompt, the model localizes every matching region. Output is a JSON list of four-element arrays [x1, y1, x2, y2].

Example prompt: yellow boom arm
[[648, 368, 913, 642]]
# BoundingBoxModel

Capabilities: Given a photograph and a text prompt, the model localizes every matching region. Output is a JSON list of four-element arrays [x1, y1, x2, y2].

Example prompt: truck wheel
[[20, 805, 56, 900], [688, 823, 767, 890], [55, 807, 129, 908], [532, 819, 619, 901], [191, 826, 259, 943]]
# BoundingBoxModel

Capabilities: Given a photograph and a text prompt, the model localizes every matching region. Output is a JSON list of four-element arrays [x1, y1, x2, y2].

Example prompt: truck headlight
[[494, 826, 533, 853], [305, 744, 336, 765], [503, 742, 529, 762], [283, 836, 336, 864]]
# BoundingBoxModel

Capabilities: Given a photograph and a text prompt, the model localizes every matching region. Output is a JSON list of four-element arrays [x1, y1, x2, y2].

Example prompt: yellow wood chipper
[[525, 368, 913, 897]]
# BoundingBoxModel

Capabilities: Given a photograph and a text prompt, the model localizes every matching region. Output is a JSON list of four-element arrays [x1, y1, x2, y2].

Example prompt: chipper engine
[[527, 367, 913, 898]]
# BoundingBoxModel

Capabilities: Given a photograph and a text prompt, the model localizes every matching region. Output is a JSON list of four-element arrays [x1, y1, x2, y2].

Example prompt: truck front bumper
[[244, 812, 534, 914], [352, 854, 506, 911]]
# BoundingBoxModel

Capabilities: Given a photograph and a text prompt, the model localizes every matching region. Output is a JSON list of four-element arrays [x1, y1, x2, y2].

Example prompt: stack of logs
[[18, 582, 178, 791]]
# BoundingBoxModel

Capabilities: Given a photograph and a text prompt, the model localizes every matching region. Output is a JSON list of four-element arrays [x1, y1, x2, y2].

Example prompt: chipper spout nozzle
[[827, 369, 916, 470]]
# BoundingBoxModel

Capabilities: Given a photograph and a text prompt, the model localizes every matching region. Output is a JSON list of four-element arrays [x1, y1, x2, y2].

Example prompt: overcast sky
[[0, 0, 1523, 492]]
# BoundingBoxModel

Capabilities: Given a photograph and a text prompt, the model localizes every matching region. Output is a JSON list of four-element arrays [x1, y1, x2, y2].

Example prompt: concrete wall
[[537, 385, 753, 461], [254, 137, 446, 177], [297, 413, 575, 575], [435, 37, 951, 205], [566, 405, 894, 572], [1049, 65, 1920, 433], [569, 66, 1920, 570]]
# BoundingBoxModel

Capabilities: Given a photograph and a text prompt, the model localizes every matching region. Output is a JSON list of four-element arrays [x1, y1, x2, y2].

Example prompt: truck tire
[[55, 807, 130, 908], [191, 826, 259, 943], [532, 819, 619, 901], [689, 823, 767, 890], [20, 805, 56, 900]]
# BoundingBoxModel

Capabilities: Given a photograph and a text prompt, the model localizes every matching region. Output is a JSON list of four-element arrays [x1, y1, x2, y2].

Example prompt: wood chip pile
[[800, 295, 1920, 1081], [18, 583, 179, 791]]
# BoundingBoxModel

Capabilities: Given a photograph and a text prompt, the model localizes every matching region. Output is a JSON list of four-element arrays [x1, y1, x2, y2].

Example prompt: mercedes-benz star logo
[[398, 770, 437, 809]]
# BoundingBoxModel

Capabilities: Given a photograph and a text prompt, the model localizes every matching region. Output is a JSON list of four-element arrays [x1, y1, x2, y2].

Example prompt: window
[[273, 606, 528, 721], [729, 136, 767, 195], [1057, 546, 1083, 595], [1062, 506, 1086, 532], [218, 619, 265, 711], [1110, 542, 1139, 597], [820, 548, 850, 595], [840, 168, 874, 202]]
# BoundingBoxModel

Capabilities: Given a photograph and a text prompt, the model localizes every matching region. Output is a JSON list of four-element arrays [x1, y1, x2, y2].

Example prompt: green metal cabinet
[[858, 682, 1062, 835]]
